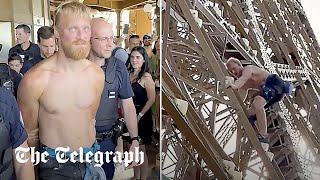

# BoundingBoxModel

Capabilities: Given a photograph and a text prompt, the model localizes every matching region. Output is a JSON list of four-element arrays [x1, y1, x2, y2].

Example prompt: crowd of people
[[0, 1, 159, 180]]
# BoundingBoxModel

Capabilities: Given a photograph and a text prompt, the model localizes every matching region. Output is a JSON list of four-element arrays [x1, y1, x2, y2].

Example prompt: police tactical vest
[[0, 113, 14, 179], [95, 55, 121, 127]]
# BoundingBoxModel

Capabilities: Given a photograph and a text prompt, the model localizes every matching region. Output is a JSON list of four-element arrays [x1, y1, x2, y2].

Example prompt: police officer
[[89, 18, 140, 180], [0, 86, 35, 179]]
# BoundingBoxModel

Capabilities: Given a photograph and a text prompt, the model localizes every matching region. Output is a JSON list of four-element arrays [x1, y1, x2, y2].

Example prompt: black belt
[[96, 129, 113, 142]]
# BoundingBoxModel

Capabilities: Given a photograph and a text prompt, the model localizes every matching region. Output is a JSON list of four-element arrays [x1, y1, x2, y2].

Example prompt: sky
[[300, 0, 320, 42]]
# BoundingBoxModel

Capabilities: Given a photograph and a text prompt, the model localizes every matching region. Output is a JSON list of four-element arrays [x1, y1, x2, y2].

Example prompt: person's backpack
[[0, 63, 13, 93]]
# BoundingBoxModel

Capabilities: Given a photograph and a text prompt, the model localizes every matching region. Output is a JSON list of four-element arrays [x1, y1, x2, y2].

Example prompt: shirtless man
[[225, 57, 293, 144], [18, 1, 104, 179]]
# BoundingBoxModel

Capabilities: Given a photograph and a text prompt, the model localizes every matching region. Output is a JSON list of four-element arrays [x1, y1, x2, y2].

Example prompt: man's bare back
[[19, 54, 104, 151], [239, 65, 271, 90]]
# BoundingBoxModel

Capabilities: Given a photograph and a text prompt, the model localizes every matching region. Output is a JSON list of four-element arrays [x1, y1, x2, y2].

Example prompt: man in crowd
[[18, 1, 105, 179], [89, 18, 140, 180], [9, 24, 41, 63], [142, 34, 154, 59], [127, 34, 141, 54], [20, 26, 56, 74]]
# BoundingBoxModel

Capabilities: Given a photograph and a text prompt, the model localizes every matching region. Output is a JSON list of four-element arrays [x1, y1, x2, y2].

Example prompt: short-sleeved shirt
[[115, 59, 134, 99], [9, 42, 41, 63], [0, 87, 28, 149], [95, 58, 134, 130]]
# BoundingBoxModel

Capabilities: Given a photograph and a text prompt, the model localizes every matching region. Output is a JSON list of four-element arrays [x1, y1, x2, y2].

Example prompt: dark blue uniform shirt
[[20, 55, 44, 75], [0, 87, 27, 149], [9, 42, 40, 63]]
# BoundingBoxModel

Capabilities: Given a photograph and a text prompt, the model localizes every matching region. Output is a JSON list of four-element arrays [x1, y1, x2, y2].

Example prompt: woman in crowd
[[128, 46, 155, 180]]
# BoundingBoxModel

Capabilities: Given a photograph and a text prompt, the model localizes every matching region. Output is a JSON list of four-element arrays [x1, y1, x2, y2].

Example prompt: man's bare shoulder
[[244, 65, 264, 72], [24, 56, 55, 79], [244, 65, 256, 70], [19, 57, 55, 94], [84, 60, 105, 80], [244, 65, 265, 71]]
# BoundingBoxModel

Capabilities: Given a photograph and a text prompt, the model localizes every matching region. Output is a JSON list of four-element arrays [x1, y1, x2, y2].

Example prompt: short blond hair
[[226, 57, 242, 67], [54, 1, 91, 27]]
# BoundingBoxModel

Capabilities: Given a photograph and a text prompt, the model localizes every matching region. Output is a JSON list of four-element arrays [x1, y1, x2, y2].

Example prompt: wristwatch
[[131, 136, 142, 144]]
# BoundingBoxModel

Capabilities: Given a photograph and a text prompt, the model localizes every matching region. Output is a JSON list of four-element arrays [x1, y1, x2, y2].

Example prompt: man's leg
[[247, 107, 255, 116], [251, 96, 267, 136]]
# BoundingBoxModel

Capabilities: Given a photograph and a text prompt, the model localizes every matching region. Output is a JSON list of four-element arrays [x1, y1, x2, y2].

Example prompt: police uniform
[[96, 55, 134, 180], [0, 87, 28, 180], [9, 42, 41, 63]]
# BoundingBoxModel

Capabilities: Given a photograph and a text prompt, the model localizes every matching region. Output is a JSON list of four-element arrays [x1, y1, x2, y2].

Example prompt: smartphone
[[123, 24, 129, 34]]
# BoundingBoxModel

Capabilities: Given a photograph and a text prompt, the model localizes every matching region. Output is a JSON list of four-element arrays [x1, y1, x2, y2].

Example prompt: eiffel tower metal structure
[[161, 0, 320, 179]]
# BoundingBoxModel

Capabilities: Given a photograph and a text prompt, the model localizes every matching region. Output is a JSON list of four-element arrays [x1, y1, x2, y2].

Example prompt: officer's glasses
[[91, 36, 114, 42]]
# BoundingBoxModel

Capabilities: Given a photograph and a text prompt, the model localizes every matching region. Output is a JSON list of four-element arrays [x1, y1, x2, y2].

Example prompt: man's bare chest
[[40, 79, 96, 114]]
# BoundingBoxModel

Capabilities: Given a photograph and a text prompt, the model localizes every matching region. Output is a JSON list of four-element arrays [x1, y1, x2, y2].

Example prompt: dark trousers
[[38, 156, 86, 180], [98, 138, 116, 180]]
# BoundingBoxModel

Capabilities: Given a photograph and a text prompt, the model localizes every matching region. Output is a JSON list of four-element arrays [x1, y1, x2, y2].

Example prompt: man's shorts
[[260, 74, 286, 102]]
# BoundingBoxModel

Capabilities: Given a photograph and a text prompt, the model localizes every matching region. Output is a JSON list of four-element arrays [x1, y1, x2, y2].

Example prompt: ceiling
[[50, 0, 157, 12]]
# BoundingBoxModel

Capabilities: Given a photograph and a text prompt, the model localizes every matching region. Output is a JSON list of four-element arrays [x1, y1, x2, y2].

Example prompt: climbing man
[[225, 57, 293, 147]]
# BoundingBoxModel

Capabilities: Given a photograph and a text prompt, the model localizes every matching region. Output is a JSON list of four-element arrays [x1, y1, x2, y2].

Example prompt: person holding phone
[[114, 24, 129, 46]]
